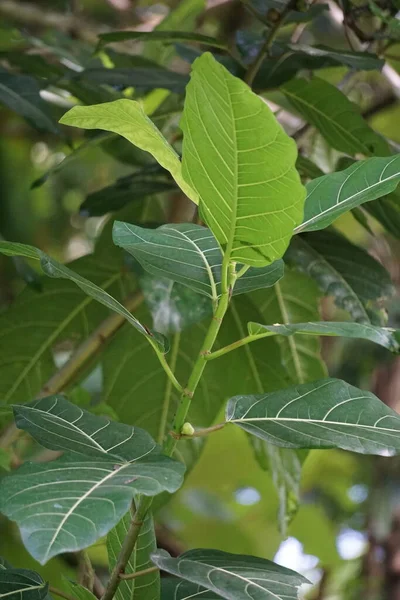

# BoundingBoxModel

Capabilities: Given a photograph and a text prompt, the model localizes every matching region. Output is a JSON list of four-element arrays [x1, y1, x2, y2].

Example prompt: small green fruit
[[181, 422, 195, 436]]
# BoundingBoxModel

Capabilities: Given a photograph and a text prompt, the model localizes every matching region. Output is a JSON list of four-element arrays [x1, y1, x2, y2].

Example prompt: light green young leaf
[[248, 321, 400, 352], [282, 77, 389, 156], [227, 378, 400, 454], [296, 155, 400, 233], [113, 221, 284, 301], [181, 52, 305, 267], [59, 99, 198, 204], [152, 549, 308, 600], [0, 398, 184, 564], [107, 511, 159, 600], [0, 568, 48, 600], [286, 231, 394, 325], [0, 241, 166, 351]]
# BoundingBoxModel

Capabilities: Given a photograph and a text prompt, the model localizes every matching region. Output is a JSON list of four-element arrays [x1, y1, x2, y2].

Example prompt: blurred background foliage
[[1, 0, 400, 598]]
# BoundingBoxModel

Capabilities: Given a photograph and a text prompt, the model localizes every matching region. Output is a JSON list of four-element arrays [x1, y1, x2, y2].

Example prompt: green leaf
[[0, 397, 184, 564], [227, 377, 400, 455], [248, 321, 400, 352], [139, 275, 212, 334], [113, 222, 284, 301], [152, 549, 308, 599], [282, 77, 389, 156], [161, 578, 220, 599], [107, 510, 159, 600], [181, 52, 305, 267], [62, 579, 97, 600], [78, 68, 189, 94], [0, 69, 59, 135], [250, 440, 301, 535], [82, 176, 176, 217], [286, 231, 394, 324], [364, 189, 400, 239], [296, 155, 324, 180], [0, 235, 137, 404], [59, 99, 198, 204], [98, 31, 227, 50], [144, 0, 205, 66], [0, 568, 49, 600], [0, 241, 165, 351], [295, 155, 400, 233], [12, 396, 159, 460], [251, 272, 327, 384], [286, 44, 384, 71]]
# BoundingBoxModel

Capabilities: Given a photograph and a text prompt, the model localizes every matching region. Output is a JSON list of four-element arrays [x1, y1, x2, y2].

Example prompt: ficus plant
[[2, 0, 400, 599]]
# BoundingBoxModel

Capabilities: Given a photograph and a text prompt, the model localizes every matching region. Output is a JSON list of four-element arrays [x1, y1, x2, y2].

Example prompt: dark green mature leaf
[[0, 235, 136, 405], [162, 578, 220, 599], [0, 241, 165, 351], [0, 69, 59, 134], [82, 176, 176, 217], [12, 396, 158, 460], [62, 580, 97, 600], [227, 377, 400, 455], [365, 189, 400, 239], [98, 30, 227, 50], [152, 549, 308, 599], [78, 67, 189, 94], [286, 44, 384, 70], [181, 52, 305, 267], [108, 511, 159, 600], [244, 0, 329, 24], [60, 99, 197, 204], [282, 77, 389, 156], [248, 321, 400, 352], [296, 155, 324, 180], [1, 398, 184, 564], [0, 455, 183, 564], [286, 231, 394, 324], [295, 155, 400, 233], [113, 222, 284, 301], [0, 568, 48, 600]]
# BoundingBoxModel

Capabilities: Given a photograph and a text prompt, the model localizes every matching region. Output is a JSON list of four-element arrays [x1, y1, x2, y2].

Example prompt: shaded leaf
[[364, 189, 400, 239], [113, 222, 284, 301], [296, 155, 324, 180], [248, 321, 400, 352], [0, 69, 59, 134], [98, 31, 227, 50], [62, 580, 97, 600], [82, 176, 176, 217], [286, 43, 384, 70], [286, 231, 394, 324], [77, 67, 189, 94], [295, 155, 400, 233], [60, 99, 197, 204], [227, 377, 400, 455], [181, 52, 305, 267], [107, 510, 159, 600], [282, 77, 389, 156], [0, 568, 48, 599], [162, 577, 220, 599], [152, 549, 308, 600], [0, 235, 136, 404], [0, 241, 165, 351]]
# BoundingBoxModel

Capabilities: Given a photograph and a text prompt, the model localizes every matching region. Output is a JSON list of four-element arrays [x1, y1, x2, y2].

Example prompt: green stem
[[245, 0, 298, 87], [154, 346, 184, 395], [102, 265, 237, 600], [206, 334, 262, 360], [101, 499, 151, 600], [79, 549, 95, 592], [158, 332, 181, 444], [236, 264, 250, 279], [163, 284, 233, 456]]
